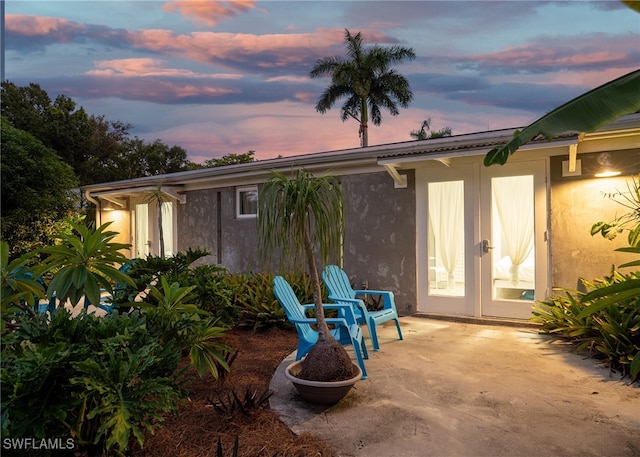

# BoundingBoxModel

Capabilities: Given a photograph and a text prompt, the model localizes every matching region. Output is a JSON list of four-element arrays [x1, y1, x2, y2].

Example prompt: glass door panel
[[161, 201, 174, 257], [481, 160, 547, 319], [134, 203, 150, 259], [416, 166, 474, 316], [428, 180, 465, 297], [491, 175, 535, 301]]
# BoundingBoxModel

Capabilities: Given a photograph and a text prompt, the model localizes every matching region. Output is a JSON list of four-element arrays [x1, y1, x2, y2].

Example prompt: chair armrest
[[353, 289, 396, 310], [302, 302, 361, 325], [327, 295, 368, 318], [288, 316, 350, 328]]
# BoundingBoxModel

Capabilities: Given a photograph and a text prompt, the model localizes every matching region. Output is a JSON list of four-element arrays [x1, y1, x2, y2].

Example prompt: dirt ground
[[133, 327, 332, 457]]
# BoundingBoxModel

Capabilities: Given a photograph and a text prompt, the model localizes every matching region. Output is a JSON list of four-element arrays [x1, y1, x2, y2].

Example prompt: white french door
[[417, 159, 548, 319], [480, 161, 548, 319]]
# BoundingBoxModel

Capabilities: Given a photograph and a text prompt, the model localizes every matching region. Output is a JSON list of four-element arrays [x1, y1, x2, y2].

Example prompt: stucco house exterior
[[83, 114, 640, 321]]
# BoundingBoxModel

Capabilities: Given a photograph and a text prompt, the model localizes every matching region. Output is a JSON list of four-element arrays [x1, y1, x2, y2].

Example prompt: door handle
[[482, 239, 494, 253]]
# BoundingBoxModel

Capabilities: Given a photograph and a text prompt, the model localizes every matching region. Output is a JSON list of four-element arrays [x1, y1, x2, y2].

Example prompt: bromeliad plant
[[258, 169, 355, 382]]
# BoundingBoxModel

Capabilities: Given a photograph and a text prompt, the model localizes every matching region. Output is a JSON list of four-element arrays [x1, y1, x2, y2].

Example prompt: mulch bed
[[133, 327, 333, 457]]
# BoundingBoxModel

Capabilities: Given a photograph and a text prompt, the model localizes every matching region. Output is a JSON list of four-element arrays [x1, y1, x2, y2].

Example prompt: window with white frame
[[236, 186, 258, 218]]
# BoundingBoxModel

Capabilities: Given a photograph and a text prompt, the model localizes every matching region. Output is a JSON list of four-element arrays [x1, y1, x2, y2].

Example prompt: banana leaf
[[485, 69, 640, 166]]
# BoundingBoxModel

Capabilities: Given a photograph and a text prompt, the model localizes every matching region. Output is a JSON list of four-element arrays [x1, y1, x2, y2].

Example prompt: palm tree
[[258, 169, 354, 381], [310, 29, 415, 147], [410, 118, 453, 140]]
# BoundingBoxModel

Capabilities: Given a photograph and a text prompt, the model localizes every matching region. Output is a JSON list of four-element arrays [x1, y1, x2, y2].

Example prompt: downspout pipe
[[84, 189, 102, 226]]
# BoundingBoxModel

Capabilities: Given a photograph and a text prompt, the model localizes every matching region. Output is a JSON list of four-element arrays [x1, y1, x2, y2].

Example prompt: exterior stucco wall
[[178, 187, 260, 273], [177, 189, 219, 260], [549, 152, 639, 290], [341, 171, 417, 316], [219, 187, 260, 274], [101, 204, 132, 258]]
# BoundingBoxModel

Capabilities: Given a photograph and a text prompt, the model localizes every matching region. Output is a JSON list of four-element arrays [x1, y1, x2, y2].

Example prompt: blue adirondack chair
[[273, 276, 368, 379], [322, 265, 403, 351]]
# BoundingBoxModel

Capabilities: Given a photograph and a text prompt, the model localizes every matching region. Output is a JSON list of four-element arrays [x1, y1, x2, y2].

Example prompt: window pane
[[239, 188, 258, 216]]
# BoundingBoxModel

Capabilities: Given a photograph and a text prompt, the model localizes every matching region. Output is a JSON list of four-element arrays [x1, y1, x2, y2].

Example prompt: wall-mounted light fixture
[[594, 153, 621, 178]]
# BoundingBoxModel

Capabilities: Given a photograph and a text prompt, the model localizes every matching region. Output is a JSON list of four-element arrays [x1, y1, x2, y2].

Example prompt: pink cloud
[[127, 28, 344, 66], [6, 13, 84, 38], [86, 58, 243, 79], [162, 0, 257, 27], [465, 33, 638, 73]]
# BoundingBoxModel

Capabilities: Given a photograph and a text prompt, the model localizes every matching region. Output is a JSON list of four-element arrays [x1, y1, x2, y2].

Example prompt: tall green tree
[[118, 138, 190, 180], [1, 119, 79, 257], [310, 29, 415, 147], [1, 82, 192, 185], [202, 151, 255, 168]]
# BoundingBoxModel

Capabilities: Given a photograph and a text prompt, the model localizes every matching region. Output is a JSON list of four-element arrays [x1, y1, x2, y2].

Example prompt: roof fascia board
[[92, 185, 186, 204], [378, 137, 580, 168]]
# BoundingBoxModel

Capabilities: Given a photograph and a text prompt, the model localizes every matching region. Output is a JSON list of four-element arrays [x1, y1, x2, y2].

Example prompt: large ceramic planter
[[284, 360, 362, 405]]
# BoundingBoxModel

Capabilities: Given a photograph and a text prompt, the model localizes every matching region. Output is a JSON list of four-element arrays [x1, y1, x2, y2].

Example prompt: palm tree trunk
[[157, 201, 165, 259], [360, 99, 368, 147], [302, 219, 330, 340]]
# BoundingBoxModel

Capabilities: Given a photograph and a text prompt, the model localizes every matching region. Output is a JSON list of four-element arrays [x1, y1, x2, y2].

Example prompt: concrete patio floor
[[269, 316, 640, 457]]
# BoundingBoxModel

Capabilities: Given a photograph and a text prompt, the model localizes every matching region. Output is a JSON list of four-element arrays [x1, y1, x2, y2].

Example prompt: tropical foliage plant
[[533, 175, 640, 382], [532, 271, 640, 382], [136, 276, 234, 379], [310, 29, 415, 147], [2, 228, 235, 455], [37, 222, 135, 309], [484, 69, 640, 166], [1, 309, 188, 455], [579, 176, 640, 317], [232, 270, 326, 330], [258, 169, 354, 381], [1, 241, 44, 322], [144, 184, 172, 259]]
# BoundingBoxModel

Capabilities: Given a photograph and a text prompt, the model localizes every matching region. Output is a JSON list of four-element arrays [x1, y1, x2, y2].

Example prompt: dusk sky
[[4, 1, 639, 163]]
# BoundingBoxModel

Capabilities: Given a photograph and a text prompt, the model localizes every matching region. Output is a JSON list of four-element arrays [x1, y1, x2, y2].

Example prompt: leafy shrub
[[2, 230, 234, 455], [1, 310, 188, 455], [532, 270, 640, 382], [120, 249, 239, 325], [232, 270, 326, 330]]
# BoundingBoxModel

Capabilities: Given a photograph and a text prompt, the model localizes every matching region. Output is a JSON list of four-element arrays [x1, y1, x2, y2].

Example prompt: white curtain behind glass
[[492, 176, 534, 285], [428, 181, 464, 287], [135, 204, 149, 259], [162, 202, 174, 257]]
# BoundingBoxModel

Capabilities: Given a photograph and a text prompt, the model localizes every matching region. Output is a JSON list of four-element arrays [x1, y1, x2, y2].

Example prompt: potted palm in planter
[[258, 169, 361, 403]]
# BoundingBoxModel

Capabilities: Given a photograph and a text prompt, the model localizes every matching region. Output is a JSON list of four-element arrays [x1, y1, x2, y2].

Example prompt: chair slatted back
[[322, 265, 357, 300], [273, 276, 315, 341]]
